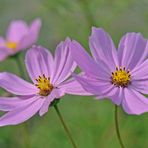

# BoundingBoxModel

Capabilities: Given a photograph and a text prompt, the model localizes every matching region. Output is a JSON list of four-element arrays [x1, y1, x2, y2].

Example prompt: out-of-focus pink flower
[[0, 18, 41, 61], [0, 38, 91, 126]]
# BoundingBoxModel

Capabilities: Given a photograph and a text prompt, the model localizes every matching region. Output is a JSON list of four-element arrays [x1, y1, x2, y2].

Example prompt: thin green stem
[[54, 104, 77, 148], [15, 53, 26, 79], [15, 54, 31, 148], [115, 105, 125, 148]]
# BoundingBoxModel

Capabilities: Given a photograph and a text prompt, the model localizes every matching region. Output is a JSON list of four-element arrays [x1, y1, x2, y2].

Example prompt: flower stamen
[[35, 74, 53, 96], [111, 66, 131, 87], [5, 42, 17, 50]]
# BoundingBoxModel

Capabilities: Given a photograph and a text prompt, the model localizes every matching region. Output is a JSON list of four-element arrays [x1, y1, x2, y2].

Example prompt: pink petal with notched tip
[[70, 40, 110, 79], [89, 27, 118, 70], [18, 19, 41, 50], [122, 88, 148, 115], [51, 38, 76, 85], [6, 20, 28, 42], [25, 46, 54, 83], [118, 33, 147, 70]]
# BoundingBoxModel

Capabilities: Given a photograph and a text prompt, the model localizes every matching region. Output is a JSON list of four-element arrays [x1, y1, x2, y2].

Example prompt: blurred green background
[[0, 0, 148, 147]]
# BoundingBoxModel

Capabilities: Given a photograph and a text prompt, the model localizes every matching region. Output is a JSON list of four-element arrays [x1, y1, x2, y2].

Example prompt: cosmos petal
[[89, 27, 118, 70], [29, 18, 41, 33], [39, 89, 65, 116], [130, 81, 148, 95], [95, 87, 123, 106], [0, 96, 37, 111], [0, 37, 5, 46], [6, 20, 28, 42], [73, 74, 116, 97], [0, 97, 44, 126], [130, 60, 148, 94], [18, 19, 41, 49], [70, 40, 110, 79], [0, 72, 38, 95], [51, 38, 76, 85], [118, 33, 147, 70], [122, 88, 148, 115], [131, 59, 148, 80], [122, 95, 134, 114], [110, 87, 123, 105], [59, 76, 92, 95], [25, 46, 54, 83], [0, 47, 10, 61]]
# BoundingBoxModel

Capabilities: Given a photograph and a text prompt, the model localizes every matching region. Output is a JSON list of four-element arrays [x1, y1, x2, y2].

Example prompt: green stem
[[115, 105, 125, 148], [14, 54, 31, 148], [15, 53, 26, 79], [54, 104, 77, 148]]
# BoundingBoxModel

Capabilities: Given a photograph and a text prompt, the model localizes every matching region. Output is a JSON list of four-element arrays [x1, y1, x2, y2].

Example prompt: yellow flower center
[[111, 66, 131, 87], [5, 42, 17, 50], [35, 74, 53, 96]]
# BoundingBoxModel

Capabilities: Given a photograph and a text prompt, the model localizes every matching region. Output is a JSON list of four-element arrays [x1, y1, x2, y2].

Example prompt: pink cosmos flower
[[0, 38, 90, 126], [0, 18, 41, 61], [71, 27, 148, 115]]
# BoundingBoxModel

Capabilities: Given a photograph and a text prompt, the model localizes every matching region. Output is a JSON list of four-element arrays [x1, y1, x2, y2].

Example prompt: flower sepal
[[9, 52, 21, 59], [50, 99, 60, 107]]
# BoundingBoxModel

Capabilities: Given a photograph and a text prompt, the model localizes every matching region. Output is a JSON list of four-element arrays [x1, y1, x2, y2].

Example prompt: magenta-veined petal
[[97, 86, 121, 105], [51, 38, 76, 85], [118, 33, 147, 70], [110, 87, 123, 105], [74, 75, 123, 105], [73, 74, 117, 98], [122, 94, 133, 114], [95, 87, 123, 106], [122, 88, 148, 115], [0, 72, 38, 95], [82, 78, 122, 105], [130, 81, 148, 95], [89, 27, 118, 70], [0, 97, 44, 126], [25, 46, 53, 83], [130, 60, 148, 94], [0, 95, 36, 111], [39, 89, 65, 116], [70, 40, 110, 79], [59, 76, 92, 96], [131, 59, 148, 80], [6, 20, 28, 42]]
